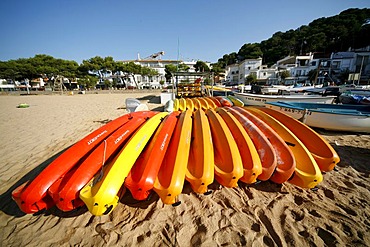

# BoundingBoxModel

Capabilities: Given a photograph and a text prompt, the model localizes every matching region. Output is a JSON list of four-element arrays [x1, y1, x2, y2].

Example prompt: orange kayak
[[154, 110, 193, 204], [125, 111, 181, 200], [216, 107, 262, 184], [237, 107, 296, 184], [228, 107, 277, 181], [205, 109, 243, 187], [186, 109, 214, 193], [185, 98, 194, 111], [197, 97, 210, 110], [12, 112, 134, 214], [246, 107, 323, 189], [48, 111, 156, 211], [203, 97, 217, 109], [259, 107, 340, 172], [208, 97, 222, 107], [191, 98, 202, 110], [215, 96, 232, 107]]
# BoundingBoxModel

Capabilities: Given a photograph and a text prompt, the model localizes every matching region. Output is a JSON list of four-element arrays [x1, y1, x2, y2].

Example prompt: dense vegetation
[[1, 8, 369, 85], [214, 8, 370, 68]]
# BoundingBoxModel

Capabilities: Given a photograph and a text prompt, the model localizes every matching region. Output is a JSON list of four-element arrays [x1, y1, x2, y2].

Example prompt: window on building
[[332, 61, 341, 69]]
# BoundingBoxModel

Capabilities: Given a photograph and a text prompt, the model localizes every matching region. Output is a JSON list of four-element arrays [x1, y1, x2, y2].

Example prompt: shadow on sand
[[0, 149, 68, 217]]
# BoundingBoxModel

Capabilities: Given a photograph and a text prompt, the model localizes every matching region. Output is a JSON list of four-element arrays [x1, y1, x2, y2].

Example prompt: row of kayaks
[[173, 96, 245, 111], [12, 99, 340, 216]]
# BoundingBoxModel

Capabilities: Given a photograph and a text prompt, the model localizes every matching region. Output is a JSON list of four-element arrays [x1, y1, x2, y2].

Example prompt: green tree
[[164, 63, 190, 82], [77, 75, 99, 90], [164, 64, 177, 82], [237, 43, 263, 61], [213, 8, 370, 68], [280, 70, 291, 81], [194, 61, 210, 72], [245, 73, 257, 84]]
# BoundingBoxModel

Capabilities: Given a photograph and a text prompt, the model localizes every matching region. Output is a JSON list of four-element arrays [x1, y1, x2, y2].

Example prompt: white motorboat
[[233, 92, 336, 106], [265, 102, 370, 132]]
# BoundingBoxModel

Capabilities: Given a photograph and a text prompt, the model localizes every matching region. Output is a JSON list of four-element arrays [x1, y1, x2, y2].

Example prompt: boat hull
[[234, 92, 336, 106], [229, 107, 277, 181], [266, 102, 370, 133], [234, 107, 296, 184], [49, 111, 156, 211]]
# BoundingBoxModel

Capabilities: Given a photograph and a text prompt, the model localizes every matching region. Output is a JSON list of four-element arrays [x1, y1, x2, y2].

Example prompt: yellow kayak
[[203, 97, 217, 109], [233, 107, 295, 184], [185, 98, 194, 111], [173, 99, 180, 111], [258, 107, 340, 172], [197, 97, 210, 110], [228, 95, 244, 107], [216, 107, 262, 184], [246, 107, 323, 188], [154, 110, 193, 205], [191, 98, 202, 110], [178, 98, 187, 111], [186, 109, 214, 193], [205, 109, 244, 187], [79, 112, 168, 215]]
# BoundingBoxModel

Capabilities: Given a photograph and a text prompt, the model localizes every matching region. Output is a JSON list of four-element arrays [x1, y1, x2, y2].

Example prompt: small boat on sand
[[266, 102, 370, 133], [233, 92, 336, 106]]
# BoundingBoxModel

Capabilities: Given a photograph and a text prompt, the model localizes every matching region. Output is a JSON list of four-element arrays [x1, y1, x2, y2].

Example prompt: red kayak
[[215, 96, 233, 107], [125, 111, 180, 200], [228, 107, 277, 181], [208, 97, 222, 107], [48, 111, 157, 211], [235, 107, 296, 184], [12, 113, 134, 214]]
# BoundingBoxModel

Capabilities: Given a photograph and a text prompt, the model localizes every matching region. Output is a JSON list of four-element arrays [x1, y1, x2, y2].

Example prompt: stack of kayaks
[[12, 96, 340, 216]]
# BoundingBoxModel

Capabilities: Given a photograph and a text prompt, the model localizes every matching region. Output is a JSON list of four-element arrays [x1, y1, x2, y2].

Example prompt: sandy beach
[[0, 91, 369, 247]]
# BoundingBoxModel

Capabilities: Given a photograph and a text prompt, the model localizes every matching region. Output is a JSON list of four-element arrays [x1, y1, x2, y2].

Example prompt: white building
[[225, 58, 264, 85], [119, 55, 210, 88]]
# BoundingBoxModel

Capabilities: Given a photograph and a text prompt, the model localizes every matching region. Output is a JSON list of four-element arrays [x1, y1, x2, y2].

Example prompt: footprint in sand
[[293, 195, 304, 206], [317, 227, 338, 246], [323, 188, 335, 200]]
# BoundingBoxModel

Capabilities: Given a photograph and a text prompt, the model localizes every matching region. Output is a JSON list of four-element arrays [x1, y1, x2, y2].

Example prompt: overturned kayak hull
[[235, 107, 296, 184], [229, 107, 277, 181]]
